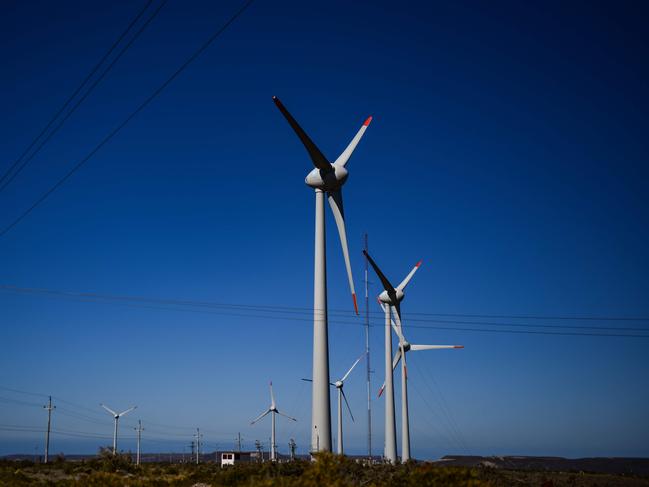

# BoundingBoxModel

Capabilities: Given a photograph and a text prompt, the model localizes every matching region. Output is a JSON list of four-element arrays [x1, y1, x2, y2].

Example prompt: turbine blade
[[410, 344, 465, 351], [363, 250, 395, 292], [396, 260, 422, 292], [118, 406, 137, 418], [391, 302, 407, 344], [276, 410, 297, 422], [304, 377, 335, 387], [100, 404, 117, 417], [340, 350, 366, 383], [250, 409, 271, 424], [272, 96, 331, 172], [269, 381, 276, 409], [392, 347, 402, 371], [341, 389, 354, 422], [377, 348, 402, 397], [300, 378, 312, 382], [333, 116, 372, 167], [327, 189, 358, 314]]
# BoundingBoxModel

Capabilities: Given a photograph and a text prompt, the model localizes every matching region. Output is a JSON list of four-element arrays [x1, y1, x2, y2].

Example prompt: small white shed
[[221, 452, 241, 466]]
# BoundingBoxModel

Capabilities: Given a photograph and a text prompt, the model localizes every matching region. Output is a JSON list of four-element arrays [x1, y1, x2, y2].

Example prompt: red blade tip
[[415, 260, 423, 268], [364, 116, 372, 126], [454, 345, 464, 349], [352, 293, 359, 315]]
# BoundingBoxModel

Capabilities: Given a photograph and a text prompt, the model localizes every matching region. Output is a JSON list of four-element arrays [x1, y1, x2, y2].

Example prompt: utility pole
[[190, 441, 195, 460], [364, 233, 372, 459], [43, 396, 55, 464], [193, 428, 201, 464], [289, 438, 296, 461], [237, 432, 241, 452], [134, 420, 144, 466], [255, 440, 262, 463]]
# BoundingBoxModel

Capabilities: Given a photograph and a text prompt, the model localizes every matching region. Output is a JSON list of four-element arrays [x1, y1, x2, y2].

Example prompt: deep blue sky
[[1, 0, 648, 459]]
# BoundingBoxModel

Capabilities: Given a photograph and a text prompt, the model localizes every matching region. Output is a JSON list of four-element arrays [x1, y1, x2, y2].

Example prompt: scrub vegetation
[[0, 452, 648, 486]]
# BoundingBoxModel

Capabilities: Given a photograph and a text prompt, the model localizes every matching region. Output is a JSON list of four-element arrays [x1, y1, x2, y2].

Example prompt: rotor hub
[[305, 165, 348, 191], [378, 289, 405, 305]]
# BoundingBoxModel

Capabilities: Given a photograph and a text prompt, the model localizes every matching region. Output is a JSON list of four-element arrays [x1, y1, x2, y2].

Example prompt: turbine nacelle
[[378, 288, 404, 305], [334, 380, 343, 389], [305, 165, 348, 190]]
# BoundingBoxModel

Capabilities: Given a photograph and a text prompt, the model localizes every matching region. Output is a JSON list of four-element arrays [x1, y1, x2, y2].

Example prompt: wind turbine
[[250, 381, 296, 461], [273, 96, 371, 452], [363, 250, 430, 463], [378, 301, 463, 462], [302, 351, 366, 455], [362, 250, 406, 463], [334, 351, 366, 455], [100, 403, 137, 455]]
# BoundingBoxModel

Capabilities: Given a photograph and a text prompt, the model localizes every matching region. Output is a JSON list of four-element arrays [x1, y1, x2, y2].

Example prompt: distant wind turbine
[[333, 352, 366, 455], [250, 382, 296, 461], [303, 351, 366, 455], [100, 403, 137, 456]]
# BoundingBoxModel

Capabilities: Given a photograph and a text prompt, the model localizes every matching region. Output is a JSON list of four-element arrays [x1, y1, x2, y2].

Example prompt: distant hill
[[437, 455, 649, 476]]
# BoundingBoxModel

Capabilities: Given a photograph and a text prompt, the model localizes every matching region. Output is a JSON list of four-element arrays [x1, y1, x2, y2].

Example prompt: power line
[[0, 385, 48, 398], [18, 291, 649, 337], [1, 284, 648, 338], [0, 396, 43, 408], [0, 385, 228, 438], [0, 0, 256, 238], [402, 316, 649, 332], [400, 311, 649, 322], [0, 0, 156, 192], [403, 323, 649, 338], [411, 359, 468, 453], [2, 285, 646, 340], [2, 284, 647, 326], [407, 381, 464, 453]]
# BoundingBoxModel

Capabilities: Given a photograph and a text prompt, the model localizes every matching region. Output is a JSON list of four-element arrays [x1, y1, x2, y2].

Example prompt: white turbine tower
[[378, 301, 463, 462], [273, 96, 371, 453], [100, 404, 137, 456], [250, 381, 297, 461]]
